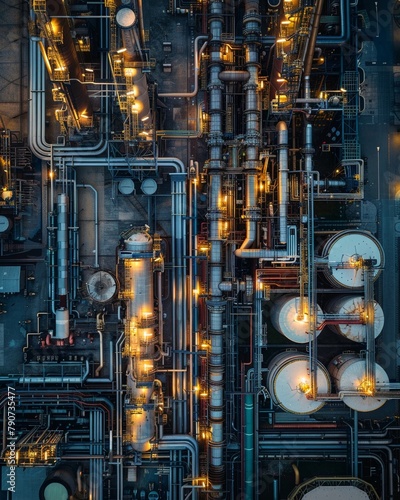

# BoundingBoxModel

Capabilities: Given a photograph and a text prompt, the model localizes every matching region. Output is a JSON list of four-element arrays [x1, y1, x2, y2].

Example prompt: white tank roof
[[43, 482, 69, 500], [322, 231, 383, 288], [271, 296, 323, 343], [335, 359, 388, 412], [302, 485, 370, 499], [326, 296, 384, 342], [269, 353, 330, 414], [86, 270, 117, 303], [116, 7, 137, 29]]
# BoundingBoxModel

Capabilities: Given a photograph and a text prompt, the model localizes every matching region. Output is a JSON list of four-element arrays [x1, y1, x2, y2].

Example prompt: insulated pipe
[[77, 183, 99, 269], [218, 70, 250, 82], [95, 330, 104, 377], [277, 121, 289, 245], [304, 122, 314, 173], [57, 193, 68, 301], [206, 1, 226, 495], [170, 173, 188, 434]]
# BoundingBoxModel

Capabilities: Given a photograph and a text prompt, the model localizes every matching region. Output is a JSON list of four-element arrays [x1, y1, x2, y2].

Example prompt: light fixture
[[117, 47, 127, 53]]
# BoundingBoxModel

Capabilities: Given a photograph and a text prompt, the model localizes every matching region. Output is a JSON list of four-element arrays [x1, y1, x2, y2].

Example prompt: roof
[[0, 266, 21, 293]]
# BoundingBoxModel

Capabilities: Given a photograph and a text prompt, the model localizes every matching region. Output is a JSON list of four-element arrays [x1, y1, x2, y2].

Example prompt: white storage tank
[[319, 230, 384, 288], [55, 308, 69, 340], [325, 295, 384, 342], [328, 353, 389, 412], [271, 295, 323, 343], [267, 351, 330, 414]]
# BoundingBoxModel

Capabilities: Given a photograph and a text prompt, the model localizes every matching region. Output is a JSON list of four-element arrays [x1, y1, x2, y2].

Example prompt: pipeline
[[241, 4, 262, 498], [206, 0, 226, 495], [170, 172, 188, 433], [277, 121, 289, 245]]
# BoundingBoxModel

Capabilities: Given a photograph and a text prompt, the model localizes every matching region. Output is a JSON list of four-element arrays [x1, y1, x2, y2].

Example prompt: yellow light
[[117, 47, 127, 53], [277, 37, 287, 43], [298, 378, 311, 394]]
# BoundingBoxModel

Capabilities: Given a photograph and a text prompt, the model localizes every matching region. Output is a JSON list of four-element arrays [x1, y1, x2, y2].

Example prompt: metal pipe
[[170, 172, 188, 433], [18, 359, 89, 384], [206, 1, 226, 494], [277, 121, 289, 245], [95, 330, 104, 377], [158, 36, 208, 97], [77, 183, 99, 269]]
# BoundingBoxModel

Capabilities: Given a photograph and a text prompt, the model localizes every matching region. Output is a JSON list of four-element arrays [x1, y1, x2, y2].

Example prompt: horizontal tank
[[39, 465, 77, 500], [329, 353, 388, 412], [271, 295, 323, 343], [325, 295, 384, 342], [267, 351, 330, 414], [319, 230, 384, 288]]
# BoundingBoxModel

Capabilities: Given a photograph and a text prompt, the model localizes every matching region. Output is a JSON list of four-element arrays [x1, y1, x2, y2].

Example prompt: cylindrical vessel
[[329, 353, 388, 411], [121, 229, 158, 452], [267, 351, 330, 414], [271, 295, 323, 343], [325, 295, 384, 342], [39, 465, 77, 500], [319, 230, 384, 288], [55, 308, 69, 340]]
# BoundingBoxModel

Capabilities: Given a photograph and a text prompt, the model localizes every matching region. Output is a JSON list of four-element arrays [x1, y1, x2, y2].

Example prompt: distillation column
[[119, 228, 162, 452]]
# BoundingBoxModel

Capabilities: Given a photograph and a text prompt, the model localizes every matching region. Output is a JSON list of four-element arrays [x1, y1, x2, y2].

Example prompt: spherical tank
[[329, 353, 388, 412], [320, 230, 384, 288], [325, 295, 384, 342], [271, 295, 323, 343], [267, 352, 330, 414]]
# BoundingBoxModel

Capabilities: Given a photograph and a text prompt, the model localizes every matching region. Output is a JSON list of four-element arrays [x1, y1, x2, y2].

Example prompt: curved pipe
[[158, 434, 199, 478], [29, 39, 107, 160], [292, 463, 300, 486], [158, 36, 208, 97], [95, 330, 104, 377]]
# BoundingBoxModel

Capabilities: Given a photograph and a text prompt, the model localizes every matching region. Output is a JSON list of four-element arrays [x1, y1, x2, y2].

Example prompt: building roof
[[0, 266, 21, 293]]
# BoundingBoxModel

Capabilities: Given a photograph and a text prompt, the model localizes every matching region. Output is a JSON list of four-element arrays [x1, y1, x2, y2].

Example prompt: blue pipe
[[244, 393, 254, 499]]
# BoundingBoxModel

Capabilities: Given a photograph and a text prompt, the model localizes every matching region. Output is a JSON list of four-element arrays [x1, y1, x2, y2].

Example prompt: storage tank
[[271, 295, 323, 343], [319, 230, 384, 288], [328, 353, 388, 411], [325, 295, 384, 342], [55, 308, 69, 340], [267, 351, 330, 414], [39, 465, 77, 500]]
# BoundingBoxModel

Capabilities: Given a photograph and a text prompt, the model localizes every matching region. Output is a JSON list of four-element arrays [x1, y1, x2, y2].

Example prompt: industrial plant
[[1, 0, 400, 498]]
